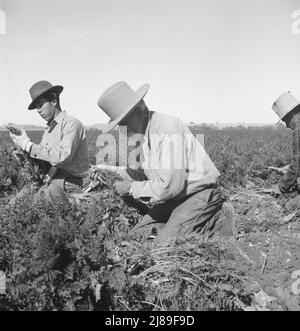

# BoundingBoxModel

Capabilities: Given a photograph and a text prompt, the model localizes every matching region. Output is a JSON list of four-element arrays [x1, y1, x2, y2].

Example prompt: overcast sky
[[0, 0, 300, 126]]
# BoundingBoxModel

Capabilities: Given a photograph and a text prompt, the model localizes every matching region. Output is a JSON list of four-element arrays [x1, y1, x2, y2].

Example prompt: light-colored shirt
[[130, 112, 220, 202], [30, 111, 90, 177]]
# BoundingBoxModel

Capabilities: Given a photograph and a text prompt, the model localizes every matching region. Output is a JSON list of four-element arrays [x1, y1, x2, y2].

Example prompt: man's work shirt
[[279, 113, 300, 193], [130, 112, 220, 202], [30, 111, 90, 177]]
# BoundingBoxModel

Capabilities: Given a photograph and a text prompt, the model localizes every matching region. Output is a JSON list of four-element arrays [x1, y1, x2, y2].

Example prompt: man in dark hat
[[10, 80, 90, 204], [93, 81, 235, 243]]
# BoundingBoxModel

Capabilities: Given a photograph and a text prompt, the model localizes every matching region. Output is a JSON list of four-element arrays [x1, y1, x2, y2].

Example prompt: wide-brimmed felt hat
[[272, 91, 300, 124], [98, 81, 150, 133], [28, 80, 64, 110]]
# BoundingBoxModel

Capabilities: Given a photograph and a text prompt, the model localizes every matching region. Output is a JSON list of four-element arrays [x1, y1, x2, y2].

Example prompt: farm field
[[0, 128, 299, 311]]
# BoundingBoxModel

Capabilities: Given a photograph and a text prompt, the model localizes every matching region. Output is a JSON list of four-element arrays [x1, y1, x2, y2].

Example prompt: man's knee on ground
[[38, 183, 67, 204]]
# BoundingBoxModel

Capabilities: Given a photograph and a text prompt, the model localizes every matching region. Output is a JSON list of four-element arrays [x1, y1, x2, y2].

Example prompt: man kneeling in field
[[92, 81, 235, 242], [9, 80, 90, 204], [272, 92, 300, 209]]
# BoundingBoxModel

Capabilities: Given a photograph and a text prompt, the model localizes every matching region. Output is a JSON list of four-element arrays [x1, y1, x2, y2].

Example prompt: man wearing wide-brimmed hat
[[93, 81, 235, 242], [10, 80, 90, 204], [272, 91, 300, 203]]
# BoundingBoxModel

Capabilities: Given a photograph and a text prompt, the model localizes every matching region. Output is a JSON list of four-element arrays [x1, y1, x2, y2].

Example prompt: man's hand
[[113, 181, 132, 197], [89, 164, 130, 181], [10, 129, 32, 153], [89, 166, 103, 181]]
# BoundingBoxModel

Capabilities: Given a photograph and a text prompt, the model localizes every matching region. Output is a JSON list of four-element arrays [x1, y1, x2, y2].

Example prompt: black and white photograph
[[0, 0, 300, 313]]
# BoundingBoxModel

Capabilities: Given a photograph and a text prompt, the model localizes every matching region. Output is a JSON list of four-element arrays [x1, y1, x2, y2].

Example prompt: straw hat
[[98, 81, 150, 133], [272, 92, 300, 124]]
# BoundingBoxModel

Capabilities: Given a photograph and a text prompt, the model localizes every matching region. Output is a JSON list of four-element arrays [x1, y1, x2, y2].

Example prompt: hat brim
[[275, 102, 300, 125], [102, 83, 150, 133], [28, 85, 64, 110]]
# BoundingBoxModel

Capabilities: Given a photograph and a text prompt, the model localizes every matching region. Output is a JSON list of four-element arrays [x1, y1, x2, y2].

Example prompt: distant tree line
[[188, 123, 286, 131]]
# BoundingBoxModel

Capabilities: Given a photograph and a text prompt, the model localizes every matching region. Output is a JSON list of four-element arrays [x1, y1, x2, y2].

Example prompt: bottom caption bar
[[99, 312, 199, 329]]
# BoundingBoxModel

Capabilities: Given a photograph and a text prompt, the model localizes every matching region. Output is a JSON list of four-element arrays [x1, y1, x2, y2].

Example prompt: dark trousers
[[38, 170, 83, 204], [129, 186, 227, 243]]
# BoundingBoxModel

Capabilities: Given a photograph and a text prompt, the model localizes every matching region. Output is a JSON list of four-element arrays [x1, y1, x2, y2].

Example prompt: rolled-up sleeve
[[130, 132, 186, 201], [30, 119, 83, 166], [279, 121, 300, 193]]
